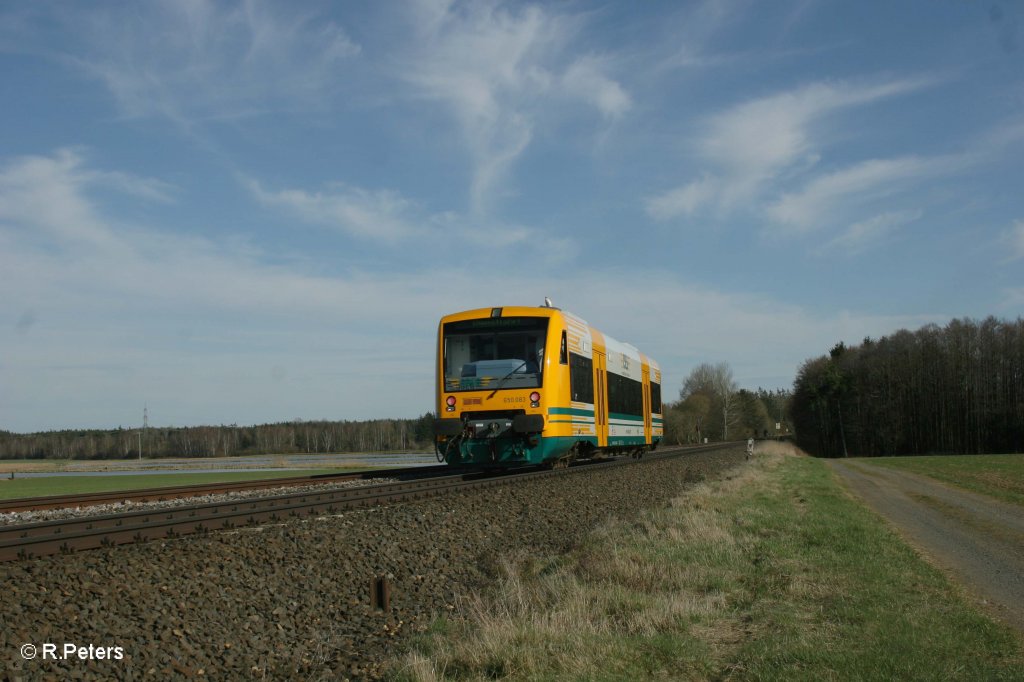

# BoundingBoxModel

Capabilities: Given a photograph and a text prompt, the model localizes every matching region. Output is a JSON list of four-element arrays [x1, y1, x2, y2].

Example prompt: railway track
[[0, 443, 731, 563], [0, 463, 458, 513]]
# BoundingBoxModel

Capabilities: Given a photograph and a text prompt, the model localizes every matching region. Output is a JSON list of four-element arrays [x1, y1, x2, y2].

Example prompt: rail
[[0, 464, 458, 513], [0, 442, 739, 562]]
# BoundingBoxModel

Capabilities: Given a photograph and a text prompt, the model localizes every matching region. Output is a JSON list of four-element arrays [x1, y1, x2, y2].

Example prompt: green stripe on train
[[548, 407, 595, 417], [608, 411, 645, 421]]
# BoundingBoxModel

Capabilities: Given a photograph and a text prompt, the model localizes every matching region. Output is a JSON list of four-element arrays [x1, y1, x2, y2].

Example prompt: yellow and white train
[[434, 304, 663, 466]]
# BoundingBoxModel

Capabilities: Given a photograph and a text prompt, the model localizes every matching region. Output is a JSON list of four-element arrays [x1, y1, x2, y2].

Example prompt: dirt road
[[830, 459, 1024, 634]]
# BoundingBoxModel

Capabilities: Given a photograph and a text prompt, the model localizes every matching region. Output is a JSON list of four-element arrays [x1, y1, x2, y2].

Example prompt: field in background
[[0, 468, 373, 500], [395, 443, 1024, 681], [871, 454, 1024, 507]]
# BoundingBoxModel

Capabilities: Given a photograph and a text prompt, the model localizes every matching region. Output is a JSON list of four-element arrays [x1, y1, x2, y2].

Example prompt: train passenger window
[[607, 372, 643, 417], [650, 382, 662, 413], [560, 331, 567, 365], [569, 353, 593, 403]]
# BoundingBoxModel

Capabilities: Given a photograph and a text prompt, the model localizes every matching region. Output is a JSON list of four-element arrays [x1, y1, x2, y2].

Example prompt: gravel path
[[830, 459, 1024, 634], [2, 448, 744, 681]]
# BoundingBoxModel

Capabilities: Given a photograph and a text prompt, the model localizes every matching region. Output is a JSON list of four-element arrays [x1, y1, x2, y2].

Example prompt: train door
[[642, 367, 651, 445], [594, 350, 608, 447]]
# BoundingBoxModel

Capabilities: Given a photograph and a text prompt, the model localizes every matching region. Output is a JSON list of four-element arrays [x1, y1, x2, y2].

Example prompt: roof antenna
[[543, 296, 553, 308]]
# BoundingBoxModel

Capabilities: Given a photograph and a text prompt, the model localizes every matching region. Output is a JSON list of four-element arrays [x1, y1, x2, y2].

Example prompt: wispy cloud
[[818, 209, 923, 255], [2, 144, 958, 432], [243, 174, 572, 259], [87, 169, 176, 203], [1005, 219, 1024, 261], [1, 150, 940, 429], [561, 56, 632, 119], [246, 178, 418, 242], [0, 148, 171, 250], [766, 157, 942, 232], [654, 0, 748, 73], [10, 1, 359, 125], [399, 0, 630, 214], [645, 77, 934, 220], [644, 174, 719, 221]]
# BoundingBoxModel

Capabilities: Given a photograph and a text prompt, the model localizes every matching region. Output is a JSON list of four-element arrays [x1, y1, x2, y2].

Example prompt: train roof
[[439, 306, 660, 374]]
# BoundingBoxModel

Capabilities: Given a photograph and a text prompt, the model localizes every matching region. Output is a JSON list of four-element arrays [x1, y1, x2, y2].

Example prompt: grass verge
[[392, 443, 1024, 681], [0, 468, 373, 500], [870, 454, 1024, 507]]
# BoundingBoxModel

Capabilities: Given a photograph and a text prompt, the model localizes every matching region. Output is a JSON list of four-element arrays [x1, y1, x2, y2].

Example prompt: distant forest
[[0, 415, 437, 460], [790, 317, 1024, 458]]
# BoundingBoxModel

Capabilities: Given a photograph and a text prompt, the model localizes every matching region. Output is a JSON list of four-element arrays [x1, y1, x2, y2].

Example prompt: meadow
[[871, 454, 1024, 507], [396, 443, 1024, 680]]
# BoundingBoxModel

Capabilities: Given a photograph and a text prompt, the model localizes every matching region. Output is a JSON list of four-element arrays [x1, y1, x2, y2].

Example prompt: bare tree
[[710, 362, 740, 440], [677, 362, 740, 441]]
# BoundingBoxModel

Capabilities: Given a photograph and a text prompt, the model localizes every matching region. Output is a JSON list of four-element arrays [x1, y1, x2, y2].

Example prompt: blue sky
[[1, 0, 1022, 433]]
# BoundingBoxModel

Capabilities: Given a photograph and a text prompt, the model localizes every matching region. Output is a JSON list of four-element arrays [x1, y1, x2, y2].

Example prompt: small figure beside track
[[746, 437, 754, 460]]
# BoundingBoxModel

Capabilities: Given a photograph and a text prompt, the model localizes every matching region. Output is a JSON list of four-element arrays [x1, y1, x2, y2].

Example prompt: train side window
[[560, 331, 568, 364], [650, 381, 662, 413], [607, 372, 643, 416], [569, 352, 594, 403]]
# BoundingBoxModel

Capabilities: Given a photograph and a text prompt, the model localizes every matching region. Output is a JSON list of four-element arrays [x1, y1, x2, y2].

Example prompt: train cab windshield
[[443, 316, 549, 392]]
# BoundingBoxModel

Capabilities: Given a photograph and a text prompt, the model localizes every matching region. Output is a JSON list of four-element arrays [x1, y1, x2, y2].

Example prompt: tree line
[[663, 361, 791, 445], [0, 415, 438, 460], [789, 317, 1024, 458]]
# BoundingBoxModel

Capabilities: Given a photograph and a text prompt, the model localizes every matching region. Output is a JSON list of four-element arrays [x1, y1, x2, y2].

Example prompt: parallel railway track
[[0, 463, 458, 513], [0, 443, 733, 563]]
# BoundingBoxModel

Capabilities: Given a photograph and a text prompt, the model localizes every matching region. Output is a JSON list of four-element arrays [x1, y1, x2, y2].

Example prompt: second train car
[[434, 303, 663, 467]]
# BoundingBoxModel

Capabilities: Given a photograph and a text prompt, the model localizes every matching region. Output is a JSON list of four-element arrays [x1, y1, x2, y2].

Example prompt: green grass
[[393, 444, 1024, 681], [871, 454, 1024, 507], [0, 468, 374, 500]]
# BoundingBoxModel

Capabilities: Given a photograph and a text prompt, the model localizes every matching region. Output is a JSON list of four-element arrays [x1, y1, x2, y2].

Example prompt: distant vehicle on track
[[434, 303, 663, 467]]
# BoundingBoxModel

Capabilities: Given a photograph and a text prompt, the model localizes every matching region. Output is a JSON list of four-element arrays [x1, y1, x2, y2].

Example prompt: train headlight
[[445, 396, 456, 412], [530, 391, 540, 407]]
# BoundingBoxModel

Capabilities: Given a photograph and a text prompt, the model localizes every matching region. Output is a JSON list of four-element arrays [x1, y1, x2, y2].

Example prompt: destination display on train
[[445, 316, 546, 332]]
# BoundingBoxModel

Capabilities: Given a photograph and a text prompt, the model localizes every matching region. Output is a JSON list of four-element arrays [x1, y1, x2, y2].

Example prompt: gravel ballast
[[2, 447, 745, 681]]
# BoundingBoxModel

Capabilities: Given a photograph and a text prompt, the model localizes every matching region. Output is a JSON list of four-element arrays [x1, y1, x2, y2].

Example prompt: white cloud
[[531, 273, 947, 397], [644, 174, 720, 220], [246, 178, 418, 242], [3, 150, 946, 431], [86, 169, 176, 203], [820, 209, 923, 255], [704, 80, 922, 174], [655, 0, 747, 73], [400, 0, 630, 213], [766, 157, 936, 232], [0, 148, 169, 250], [22, 1, 359, 124], [244, 175, 570, 257], [1006, 220, 1024, 261], [401, 1, 563, 214], [646, 77, 933, 220], [561, 56, 632, 119]]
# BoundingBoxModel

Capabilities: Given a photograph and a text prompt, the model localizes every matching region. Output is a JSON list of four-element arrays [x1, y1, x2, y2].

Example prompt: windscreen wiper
[[487, 360, 528, 399]]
